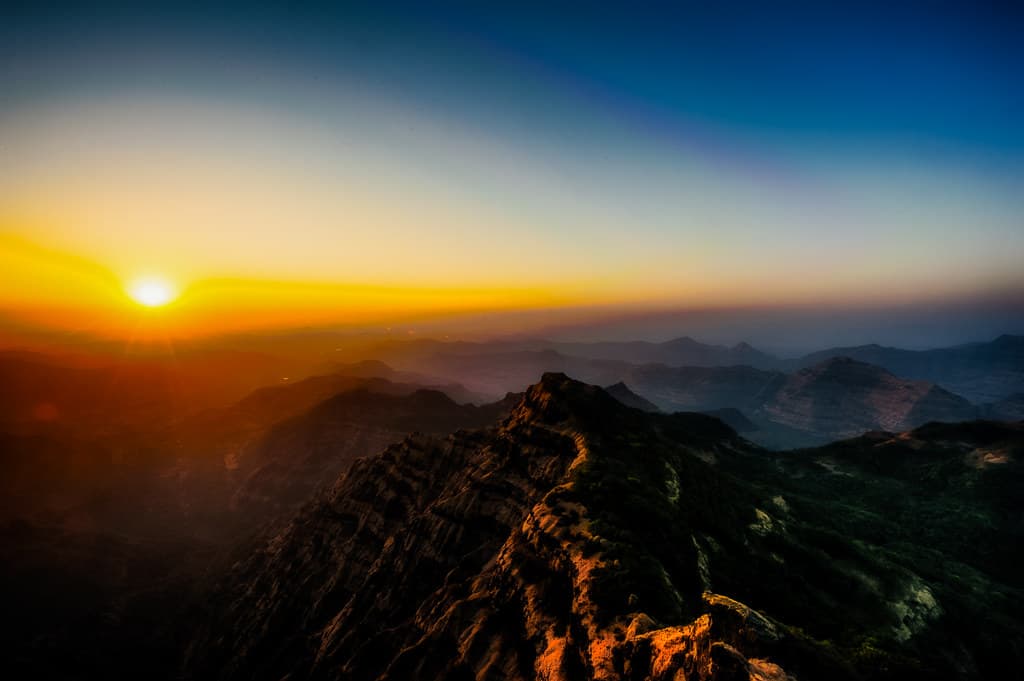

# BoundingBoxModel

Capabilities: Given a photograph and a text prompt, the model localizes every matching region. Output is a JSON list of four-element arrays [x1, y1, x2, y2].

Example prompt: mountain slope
[[232, 387, 516, 522], [185, 374, 1023, 681], [603, 382, 662, 412], [757, 357, 977, 443], [0, 379, 517, 679], [797, 334, 1024, 403]]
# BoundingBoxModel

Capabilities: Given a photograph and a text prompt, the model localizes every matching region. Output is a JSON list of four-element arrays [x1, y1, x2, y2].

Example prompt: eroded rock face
[[185, 374, 1024, 681]]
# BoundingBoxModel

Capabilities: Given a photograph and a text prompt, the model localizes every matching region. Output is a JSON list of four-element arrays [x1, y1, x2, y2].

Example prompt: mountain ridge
[[184, 373, 1023, 681]]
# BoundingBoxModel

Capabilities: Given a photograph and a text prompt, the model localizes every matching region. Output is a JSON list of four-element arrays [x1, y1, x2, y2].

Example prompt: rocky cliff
[[184, 374, 1023, 681]]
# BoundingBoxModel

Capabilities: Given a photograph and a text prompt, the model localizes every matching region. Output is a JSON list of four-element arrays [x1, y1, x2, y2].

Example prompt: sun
[[128, 277, 177, 307]]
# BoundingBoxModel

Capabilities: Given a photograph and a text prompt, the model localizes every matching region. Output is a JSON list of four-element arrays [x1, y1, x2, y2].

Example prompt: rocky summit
[[184, 374, 1024, 681]]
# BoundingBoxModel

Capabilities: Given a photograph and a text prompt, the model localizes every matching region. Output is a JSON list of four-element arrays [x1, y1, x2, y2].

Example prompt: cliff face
[[185, 374, 1023, 681]]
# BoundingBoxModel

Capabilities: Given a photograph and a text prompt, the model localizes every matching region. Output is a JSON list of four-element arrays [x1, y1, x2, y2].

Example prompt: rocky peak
[[507, 371, 620, 428]]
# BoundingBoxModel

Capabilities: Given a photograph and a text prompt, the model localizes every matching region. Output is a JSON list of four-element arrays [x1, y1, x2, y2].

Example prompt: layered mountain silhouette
[[355, 337, 1017, 448], [550, 337, 781, 369], [356, 334, 1023, 405], [0, 357, 512, 539], [184, 374, 1023, 681], [336, 336, 783, 372], [614, 358, 975, 448]]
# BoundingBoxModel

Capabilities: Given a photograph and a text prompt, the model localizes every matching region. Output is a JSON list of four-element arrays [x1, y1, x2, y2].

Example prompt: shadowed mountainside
[[754, 357, 977, 446], [0, 354, 509, 538], [232, 387, 519, 522], [603, 382, 662, 412], [796, 334, 1024, 403], [1, 374, 519, 680], [184, 374, 1023, 681]]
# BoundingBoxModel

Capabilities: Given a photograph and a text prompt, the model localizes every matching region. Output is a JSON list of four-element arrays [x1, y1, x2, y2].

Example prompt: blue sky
[[6, 1, 1021, 153], [1, 1, 1022, 342]]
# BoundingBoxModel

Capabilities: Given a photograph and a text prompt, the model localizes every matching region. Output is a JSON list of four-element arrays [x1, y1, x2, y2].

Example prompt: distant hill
[[359, 343, 1000, 447], [758, 357, 977, 443], [603, 381, 662, 412], [615, 358, 977, 448], [317, 359, 489, 403], [0, 356, 506, 539], [551, 336, 781, 369], [347, 336, 782, 396], [341, 335, 780, 370], [403, 349, 629, 397], [797, 334, 1024, 402], [354, 334, 1023, 411]]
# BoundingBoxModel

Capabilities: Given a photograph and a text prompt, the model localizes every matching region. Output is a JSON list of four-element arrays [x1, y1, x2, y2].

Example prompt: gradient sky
[[2, 1, 1022, 341]]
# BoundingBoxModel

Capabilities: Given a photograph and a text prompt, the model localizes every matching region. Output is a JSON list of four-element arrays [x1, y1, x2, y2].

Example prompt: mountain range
[[796, 334, 1024, 403], [3, 335, 1024, 680], [182, 374, 1024, 681], [357, 352, 983, 448], [0, 353, 506, 537], [357, 334, 1024, 405]]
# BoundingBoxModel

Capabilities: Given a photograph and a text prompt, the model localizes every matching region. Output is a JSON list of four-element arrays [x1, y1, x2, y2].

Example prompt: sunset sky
[[2, 2, 1022, 342]]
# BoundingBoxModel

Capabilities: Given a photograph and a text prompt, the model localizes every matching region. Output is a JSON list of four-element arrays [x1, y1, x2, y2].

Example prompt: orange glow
[[0, 232, 588, 341], [128, 277, 177, 307], [2, 93, 1022, 349], [2, 227, 1020, 345]]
